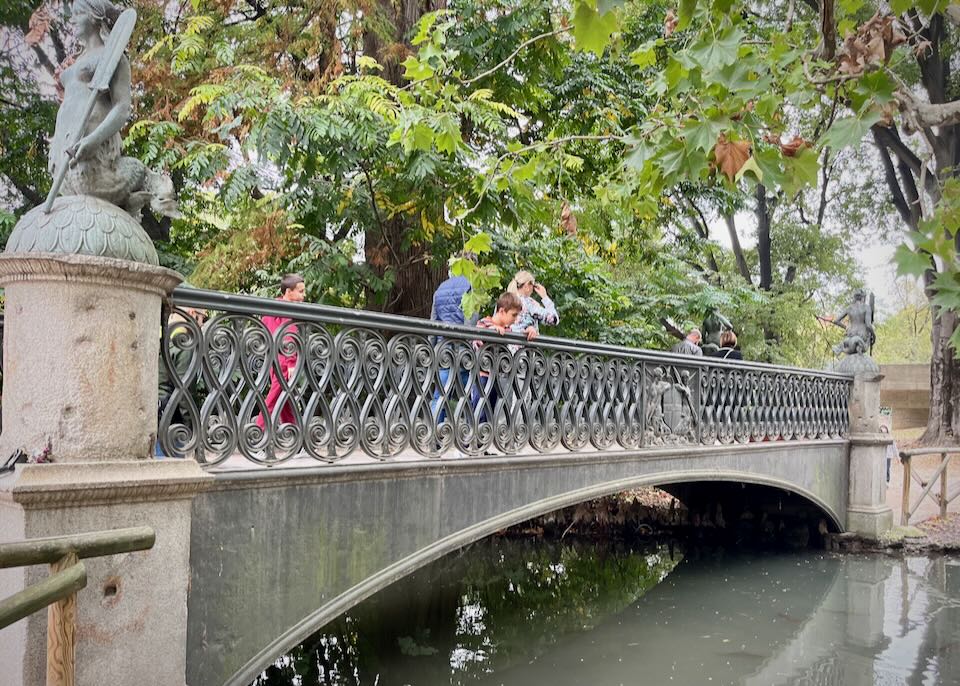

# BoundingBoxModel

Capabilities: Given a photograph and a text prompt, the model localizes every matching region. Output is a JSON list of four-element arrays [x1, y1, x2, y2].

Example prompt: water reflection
[[254, 542, 960, 686]]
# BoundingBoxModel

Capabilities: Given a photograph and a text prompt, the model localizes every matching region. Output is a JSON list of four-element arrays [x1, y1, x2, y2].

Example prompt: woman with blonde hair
[[507, 269, 559, 337]]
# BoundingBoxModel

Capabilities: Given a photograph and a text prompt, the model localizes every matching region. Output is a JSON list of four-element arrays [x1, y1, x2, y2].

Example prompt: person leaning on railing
[[472, 292, 537, 424], [706, 330, 743, 441], [430, 252, 479, 422], [506, 270, 559, 336], [671, 328, 703, 356], [254, 273, 306, 431]]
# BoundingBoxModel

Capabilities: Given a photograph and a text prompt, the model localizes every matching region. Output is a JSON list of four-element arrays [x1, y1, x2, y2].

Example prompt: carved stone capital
[[0, 252, 181, 296], [835, 353, 881, 376], [0, 460, 213, 509]]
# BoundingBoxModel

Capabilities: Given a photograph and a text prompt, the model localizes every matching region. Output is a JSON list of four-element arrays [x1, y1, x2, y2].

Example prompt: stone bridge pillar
[[0, 201, 212, 686], [846, 371, 894, 538]]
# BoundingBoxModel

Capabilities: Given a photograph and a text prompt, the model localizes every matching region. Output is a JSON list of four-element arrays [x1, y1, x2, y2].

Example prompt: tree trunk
[[755, 184, 772, 291], [754, 184, 779, 346], [365, 217, 445, 318], [361, 0, 447, 317], [923, 306, 959, 444]]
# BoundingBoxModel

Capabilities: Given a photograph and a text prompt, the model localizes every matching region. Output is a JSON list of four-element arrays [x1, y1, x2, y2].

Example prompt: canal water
[[254, 539, 960, 686]]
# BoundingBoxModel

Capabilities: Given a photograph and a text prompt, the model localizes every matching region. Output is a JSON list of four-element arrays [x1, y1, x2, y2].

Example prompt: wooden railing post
[[940, 452, 949, 520], [901, 453, 912, 526], [0, 527, 158, 685], [46, 552, 78, 686]]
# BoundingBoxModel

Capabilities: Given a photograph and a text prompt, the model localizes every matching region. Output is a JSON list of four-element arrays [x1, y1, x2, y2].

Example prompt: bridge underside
[[186, 440, 849, 686]]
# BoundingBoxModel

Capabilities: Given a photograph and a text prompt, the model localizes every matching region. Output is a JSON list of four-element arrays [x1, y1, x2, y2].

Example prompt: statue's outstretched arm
[[71, 56, 132, 161]]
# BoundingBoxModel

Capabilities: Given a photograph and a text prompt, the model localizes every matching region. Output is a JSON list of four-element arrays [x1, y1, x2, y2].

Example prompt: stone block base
[[847, 504, 894, 540], [0, 460, 211, 686]]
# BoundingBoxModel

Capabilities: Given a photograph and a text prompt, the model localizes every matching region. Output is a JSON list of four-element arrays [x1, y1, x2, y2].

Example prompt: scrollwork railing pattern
[[159, 289, 852, 467]]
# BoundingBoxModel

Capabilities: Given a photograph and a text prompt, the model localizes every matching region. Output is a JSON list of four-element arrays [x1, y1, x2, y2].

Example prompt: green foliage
[[486, 227, 651, 345], [2, 0, 932, 373], [0, 63, 56, 221], [894, 179, 960, 350], [874, 309, 933, 364], [452, 232, 502, 318], [572, 0, 620, 55]]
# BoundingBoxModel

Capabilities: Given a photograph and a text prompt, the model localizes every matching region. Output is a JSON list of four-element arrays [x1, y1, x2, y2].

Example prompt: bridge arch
[[186, 440, 849, 685], [232, 471, 842, 683]]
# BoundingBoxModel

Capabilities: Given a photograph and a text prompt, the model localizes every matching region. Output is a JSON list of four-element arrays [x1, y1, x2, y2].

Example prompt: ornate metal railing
[[159, 288, 852, 467]]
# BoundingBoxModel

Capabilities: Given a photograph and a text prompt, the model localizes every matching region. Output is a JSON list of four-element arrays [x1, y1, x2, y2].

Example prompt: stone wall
[[879, 363, 930, 430]]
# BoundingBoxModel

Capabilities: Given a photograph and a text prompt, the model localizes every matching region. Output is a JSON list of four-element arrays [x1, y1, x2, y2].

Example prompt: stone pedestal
[[0, 253, 181, 461], [846, 372, 894, 539], [0, 252, 213, 686]]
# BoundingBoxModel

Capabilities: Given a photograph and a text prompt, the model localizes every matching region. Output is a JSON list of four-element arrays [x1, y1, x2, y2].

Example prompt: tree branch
[[895, 93, 960, 129], [872, 130, 913, 228], [872, 124, 940, 205], [48, 26, 66, 64], [723, 212, 752, 285], [911, 10, 946, 104], [464, 26, 571, 86], [359, 165, 385, 233], [659, 317, 685, 340], [756, 184, 773, 291], [680, 193, 710, 240], [31, 45, 57, 79], [677, 193, 720, 280], [815, 149, 832, 227], [1, 173, 43, 207]]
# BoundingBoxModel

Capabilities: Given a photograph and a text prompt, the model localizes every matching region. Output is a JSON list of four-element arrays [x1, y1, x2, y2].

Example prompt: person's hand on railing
[[489, 323, 507, 335], [524, 326, 538, 341]]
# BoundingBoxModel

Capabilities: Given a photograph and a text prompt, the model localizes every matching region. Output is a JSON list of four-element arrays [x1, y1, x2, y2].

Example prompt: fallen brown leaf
[[780, 136, 809, 157], [664, 8, 678, 38], [25, 5, 51, 47], [560, 201, 578, 235]]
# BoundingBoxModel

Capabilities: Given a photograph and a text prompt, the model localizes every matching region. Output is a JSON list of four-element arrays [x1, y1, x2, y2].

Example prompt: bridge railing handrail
[[0, 526, 156, 686], [171, 287, 854, 379], [0, 526, 156, 569], [899, 447, 960, 458], [161, 287, 853, 467]]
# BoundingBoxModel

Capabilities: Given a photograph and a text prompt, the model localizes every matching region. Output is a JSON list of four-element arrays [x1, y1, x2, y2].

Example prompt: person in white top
[[506, 270, 559, 337]]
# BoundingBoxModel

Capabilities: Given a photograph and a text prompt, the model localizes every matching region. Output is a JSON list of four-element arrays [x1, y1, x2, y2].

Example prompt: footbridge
[[0, 275, 893, 686], [161, 289, 860, 685]]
